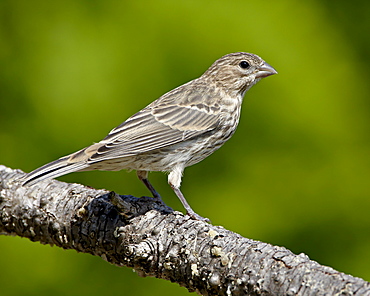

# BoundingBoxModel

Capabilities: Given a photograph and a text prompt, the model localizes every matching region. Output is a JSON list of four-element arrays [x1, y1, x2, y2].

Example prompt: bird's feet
[[187, 211, 211, 223], [151, 192, 163, 202]]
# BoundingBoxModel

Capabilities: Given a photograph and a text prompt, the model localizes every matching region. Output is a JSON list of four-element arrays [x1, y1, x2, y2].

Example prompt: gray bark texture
[[0, 165, 369, 296]]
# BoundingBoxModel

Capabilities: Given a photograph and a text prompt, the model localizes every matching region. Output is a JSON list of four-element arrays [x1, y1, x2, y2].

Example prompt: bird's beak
[[255, 62, 278, 78]]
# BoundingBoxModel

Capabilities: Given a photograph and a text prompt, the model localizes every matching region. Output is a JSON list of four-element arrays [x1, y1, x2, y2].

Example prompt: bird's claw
[[187, 212, 211, 223]]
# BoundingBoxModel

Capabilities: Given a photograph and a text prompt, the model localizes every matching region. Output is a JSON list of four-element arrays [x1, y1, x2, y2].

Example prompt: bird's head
[[202, 52, 277, 97]]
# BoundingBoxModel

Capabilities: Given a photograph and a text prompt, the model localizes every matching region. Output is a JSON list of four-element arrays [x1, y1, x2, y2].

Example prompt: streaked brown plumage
[[22, 52, 277, 222]]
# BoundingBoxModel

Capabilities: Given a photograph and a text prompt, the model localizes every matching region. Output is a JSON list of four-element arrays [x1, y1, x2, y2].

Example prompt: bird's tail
[[21, 153, 90, 186]]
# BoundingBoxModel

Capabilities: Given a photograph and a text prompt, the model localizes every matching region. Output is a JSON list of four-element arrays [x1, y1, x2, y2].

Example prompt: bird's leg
[[137, 170, 162, 201], [170, 184, 210, 223], [167, 166, 210, 222]]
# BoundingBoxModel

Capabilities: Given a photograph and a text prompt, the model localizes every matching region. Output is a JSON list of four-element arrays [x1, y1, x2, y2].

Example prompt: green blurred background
[[1, 0, 369, 295]]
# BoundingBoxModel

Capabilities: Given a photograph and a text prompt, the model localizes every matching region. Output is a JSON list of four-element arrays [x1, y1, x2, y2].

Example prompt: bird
[[22, 52, 277, 222]]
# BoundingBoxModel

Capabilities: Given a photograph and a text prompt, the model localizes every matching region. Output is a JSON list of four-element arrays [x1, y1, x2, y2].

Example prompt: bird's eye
[[239, 61, 250, 69]]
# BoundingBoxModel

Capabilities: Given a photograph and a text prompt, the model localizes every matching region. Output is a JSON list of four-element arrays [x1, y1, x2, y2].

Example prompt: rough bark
[[0, 165, 369, 296]]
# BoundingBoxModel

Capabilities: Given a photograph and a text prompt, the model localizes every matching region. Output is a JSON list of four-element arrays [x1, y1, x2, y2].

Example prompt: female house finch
[[22, 52, 277, 222]]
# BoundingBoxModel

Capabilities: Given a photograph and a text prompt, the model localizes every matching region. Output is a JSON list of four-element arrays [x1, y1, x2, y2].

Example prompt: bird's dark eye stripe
[[239, 61, 250, 69]]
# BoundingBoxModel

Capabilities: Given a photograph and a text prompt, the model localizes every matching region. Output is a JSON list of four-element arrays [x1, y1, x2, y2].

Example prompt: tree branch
[[0, 165, 369, 296]]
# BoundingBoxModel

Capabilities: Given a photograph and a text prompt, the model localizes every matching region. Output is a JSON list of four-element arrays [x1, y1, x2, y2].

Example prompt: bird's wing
[[82, 89, 222, 163]]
